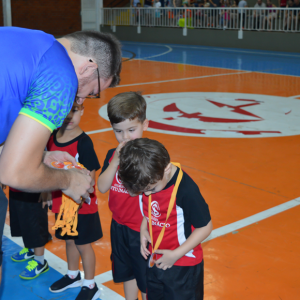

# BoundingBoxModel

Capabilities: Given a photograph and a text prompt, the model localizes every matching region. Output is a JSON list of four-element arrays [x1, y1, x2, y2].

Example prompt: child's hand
[[111, 140, 128, 165], [154, 249, 179, 270], [140, 228, 151, 259]]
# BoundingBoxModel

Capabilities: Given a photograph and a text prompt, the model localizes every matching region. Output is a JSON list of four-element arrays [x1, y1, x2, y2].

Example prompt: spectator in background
[[131, 0, 140, 6], [278, 0, 286, 7], [284, 0, 294, 30], [253, 0, 266, 29], [238, 0, 248, 27], [144, 0, 153, 25], [231, 0, 238, 27], [155, 0, 162, 24], [292, 0, 300, 29], [265, 0, 277, 29], [136, 2, 142, 24]]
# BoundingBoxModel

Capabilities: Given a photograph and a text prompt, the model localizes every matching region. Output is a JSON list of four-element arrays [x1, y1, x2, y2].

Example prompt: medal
[[148, 162, 183, 268]]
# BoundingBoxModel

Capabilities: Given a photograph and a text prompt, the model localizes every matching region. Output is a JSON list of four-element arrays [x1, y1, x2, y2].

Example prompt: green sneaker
[[11, 248, 34, 262], [19, 259, 49, 280]]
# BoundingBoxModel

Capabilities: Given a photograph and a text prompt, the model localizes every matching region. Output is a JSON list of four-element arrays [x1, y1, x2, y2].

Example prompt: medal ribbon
[[148, 162, 183, 254]]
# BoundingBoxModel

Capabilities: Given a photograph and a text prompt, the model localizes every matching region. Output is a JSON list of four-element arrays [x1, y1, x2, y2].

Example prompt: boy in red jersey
[[47, 101, 102, 300], [118, 138, 213, 300], [97, 92, 148, 300]]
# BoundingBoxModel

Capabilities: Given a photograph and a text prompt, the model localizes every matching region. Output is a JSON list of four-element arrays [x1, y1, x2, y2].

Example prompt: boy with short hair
[[97, 92, 148, 300], [118, 138, 213, 300], [47, 100, 102, 300]]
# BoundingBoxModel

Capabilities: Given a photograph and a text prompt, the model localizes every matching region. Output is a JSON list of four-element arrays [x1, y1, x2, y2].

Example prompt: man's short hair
[[107, 92, 147, 124], [118, 138, 170, 194], [63, 31, 122, 87]]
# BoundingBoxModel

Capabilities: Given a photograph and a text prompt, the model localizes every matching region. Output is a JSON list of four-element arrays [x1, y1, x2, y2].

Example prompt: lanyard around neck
[[148, 162, 183, 253]]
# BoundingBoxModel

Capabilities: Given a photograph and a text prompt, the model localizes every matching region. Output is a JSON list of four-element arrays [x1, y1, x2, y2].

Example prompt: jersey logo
[[151, 201, 161, 218], [115, 171, 122, 184]]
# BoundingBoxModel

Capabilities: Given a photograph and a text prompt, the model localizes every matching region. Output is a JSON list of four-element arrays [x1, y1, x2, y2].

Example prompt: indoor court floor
[[1, 41, 300, 300]]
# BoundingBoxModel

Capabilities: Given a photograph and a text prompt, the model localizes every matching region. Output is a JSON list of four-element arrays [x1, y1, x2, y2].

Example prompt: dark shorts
[[0, 189, 8, 267], [55, 212, 103, 245], [146, 260, 204, 300], [110, 219, 147, 293], [9, 190, 48, 249]]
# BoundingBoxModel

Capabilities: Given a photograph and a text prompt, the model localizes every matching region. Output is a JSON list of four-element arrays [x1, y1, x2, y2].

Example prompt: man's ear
[[78, 59, 98, 77], [143, 119, 149, 131]]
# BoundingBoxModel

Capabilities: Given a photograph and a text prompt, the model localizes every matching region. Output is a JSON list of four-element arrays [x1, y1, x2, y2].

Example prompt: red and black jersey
[[100, 149, 143, 232], [47, 130, 100, 215], [143, 167, 211, 267]]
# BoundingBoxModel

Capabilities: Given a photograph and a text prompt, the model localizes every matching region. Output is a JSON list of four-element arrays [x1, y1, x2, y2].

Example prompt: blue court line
[[0, 236, 99, 300], [121, 41, 300, 77]]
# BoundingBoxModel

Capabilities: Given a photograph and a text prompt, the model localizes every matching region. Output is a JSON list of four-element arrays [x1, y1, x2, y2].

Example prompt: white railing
[[100, 7, 300, 34]]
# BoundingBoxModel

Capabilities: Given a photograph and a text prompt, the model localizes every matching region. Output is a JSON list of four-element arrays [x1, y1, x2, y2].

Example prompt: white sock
[[83, 279, 95, 289], [34, 255, 44, 265], [67, 269, 79, 279]]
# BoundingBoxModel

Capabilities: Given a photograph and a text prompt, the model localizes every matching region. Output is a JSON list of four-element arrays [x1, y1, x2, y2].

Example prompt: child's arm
[[97, 141, 126, 193], [155, 220, 213, 270], [140, 216, 151, 259]]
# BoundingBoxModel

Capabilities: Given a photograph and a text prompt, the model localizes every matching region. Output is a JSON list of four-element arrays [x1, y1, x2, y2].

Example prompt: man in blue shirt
[[0, 27, 122, 284]]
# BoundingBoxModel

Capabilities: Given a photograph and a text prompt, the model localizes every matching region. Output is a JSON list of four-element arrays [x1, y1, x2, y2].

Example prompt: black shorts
[[55, 212, 103, 245], [146, 260, 204, 300], [9, 190, 48, 249], [0, 189, 8, 267], [110, 219, 147, 293]]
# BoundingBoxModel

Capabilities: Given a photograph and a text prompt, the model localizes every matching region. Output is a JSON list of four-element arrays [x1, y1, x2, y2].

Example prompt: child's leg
[[34, 246, 45, 264], [66, 239, 80, 272], [124, 278, 139, 300], [76, 243, 95, 280]]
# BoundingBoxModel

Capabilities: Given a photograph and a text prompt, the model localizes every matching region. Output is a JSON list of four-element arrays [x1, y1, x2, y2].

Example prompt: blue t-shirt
[[0, 27, 78, 144]]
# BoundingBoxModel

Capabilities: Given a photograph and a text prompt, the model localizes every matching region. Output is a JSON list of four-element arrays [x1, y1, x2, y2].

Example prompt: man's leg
[[0, 188, 8, 285]]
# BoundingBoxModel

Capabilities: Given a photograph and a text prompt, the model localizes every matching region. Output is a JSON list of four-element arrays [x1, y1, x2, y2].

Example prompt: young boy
[[118, 138, 213, 300], [97, 92, 148, 300], [9, 189, 50, 279], [47, 100, 102, 300]]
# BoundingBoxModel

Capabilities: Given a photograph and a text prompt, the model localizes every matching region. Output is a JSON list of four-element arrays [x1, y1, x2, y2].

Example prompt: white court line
[[203, 197, 300, 242], [123, 41, 300, 58], [3, 224, 125, 300], [86, 128, 113, 135], [115, 70, 251, 88], [142, 45, 173, 59]]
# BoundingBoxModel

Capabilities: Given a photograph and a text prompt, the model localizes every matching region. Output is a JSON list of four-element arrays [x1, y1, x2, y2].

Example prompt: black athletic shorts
[[110, 219, 147, 293], [9, 190, 48, 249], [146, 260, 204, 300], [55, 212, 103, 245], [0, 189, 8, 267]]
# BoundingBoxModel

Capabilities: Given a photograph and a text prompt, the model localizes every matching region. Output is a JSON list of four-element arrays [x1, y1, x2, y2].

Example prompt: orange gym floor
[[3, 43, 300, 300]]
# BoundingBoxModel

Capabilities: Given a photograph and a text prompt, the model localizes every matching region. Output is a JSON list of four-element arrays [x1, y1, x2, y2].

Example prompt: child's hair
[[107, 92, 146, 125], [118, 138, 170, 194], [137, 2, 141, 5]]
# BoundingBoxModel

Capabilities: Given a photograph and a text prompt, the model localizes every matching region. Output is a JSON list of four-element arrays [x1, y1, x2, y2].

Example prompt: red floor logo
[[99, 92, 300, 138]]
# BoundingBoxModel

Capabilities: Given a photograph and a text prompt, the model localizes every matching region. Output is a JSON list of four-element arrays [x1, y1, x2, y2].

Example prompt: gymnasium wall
[[3, 0, 81, 36], [102, 25, 300, 53]]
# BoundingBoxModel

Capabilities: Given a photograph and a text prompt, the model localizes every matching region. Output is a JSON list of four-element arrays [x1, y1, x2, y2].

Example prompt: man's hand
[[154, 249, 180, 270], [43, 151, 77, 167], [62, 168, 94, 203]]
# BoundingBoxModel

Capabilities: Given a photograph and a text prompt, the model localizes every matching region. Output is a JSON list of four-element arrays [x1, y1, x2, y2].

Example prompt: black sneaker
[[75, 283, 101, 300], [49, 273, 82, 293]]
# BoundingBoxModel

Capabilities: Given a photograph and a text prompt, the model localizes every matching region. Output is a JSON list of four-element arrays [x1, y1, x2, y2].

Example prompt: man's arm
[[0, 115, 93, 202]]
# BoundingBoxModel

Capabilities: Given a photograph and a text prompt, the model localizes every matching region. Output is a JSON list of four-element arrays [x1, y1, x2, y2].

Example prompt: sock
[[34, 255, 44, 265], [83, 279, 95, 289], [67, 269, 79, 279]]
